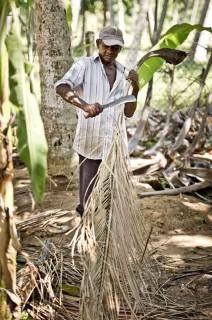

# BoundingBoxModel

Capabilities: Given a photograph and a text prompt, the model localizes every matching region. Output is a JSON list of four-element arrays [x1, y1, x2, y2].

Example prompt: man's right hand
[[83, 103, 103, 118]]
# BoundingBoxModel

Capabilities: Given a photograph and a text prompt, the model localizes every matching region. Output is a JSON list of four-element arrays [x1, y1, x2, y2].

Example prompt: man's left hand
[[126, 70, 139, 92]]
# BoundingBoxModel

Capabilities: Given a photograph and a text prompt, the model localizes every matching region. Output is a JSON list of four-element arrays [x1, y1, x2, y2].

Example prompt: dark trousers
[[76, 154, 102, 216]]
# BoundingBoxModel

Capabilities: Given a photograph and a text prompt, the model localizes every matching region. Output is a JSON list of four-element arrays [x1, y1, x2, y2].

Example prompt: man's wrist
[[65, 91, 74, 103]]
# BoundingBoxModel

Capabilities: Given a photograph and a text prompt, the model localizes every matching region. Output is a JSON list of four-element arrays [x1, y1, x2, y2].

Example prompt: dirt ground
[[14, 164, 212, 319]]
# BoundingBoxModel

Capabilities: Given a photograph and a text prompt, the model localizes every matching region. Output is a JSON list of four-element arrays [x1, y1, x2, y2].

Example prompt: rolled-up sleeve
[[55, 58, 86, 90]]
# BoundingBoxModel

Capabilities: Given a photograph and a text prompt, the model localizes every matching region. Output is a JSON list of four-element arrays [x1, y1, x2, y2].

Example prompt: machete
[[83, 94, 136, 118], [102, 94, 136, 109]]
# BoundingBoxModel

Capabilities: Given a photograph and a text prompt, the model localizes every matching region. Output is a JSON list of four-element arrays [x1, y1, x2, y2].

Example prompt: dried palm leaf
[[70, 129, 159, 320]]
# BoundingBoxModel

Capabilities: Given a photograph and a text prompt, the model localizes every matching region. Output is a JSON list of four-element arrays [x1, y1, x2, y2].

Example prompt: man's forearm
[[124, 87, 139, 117], [56, 84, 103, 118], [56, 84, 86, 110]]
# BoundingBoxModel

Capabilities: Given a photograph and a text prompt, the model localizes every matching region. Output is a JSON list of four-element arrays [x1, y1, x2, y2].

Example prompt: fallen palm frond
[[14, 128, 211, 319], [70, 129, 160, 320], [15, 192, 211, 319]]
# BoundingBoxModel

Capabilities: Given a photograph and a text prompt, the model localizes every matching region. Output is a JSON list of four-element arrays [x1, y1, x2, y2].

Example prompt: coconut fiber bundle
[[70, 128, 159, 320]]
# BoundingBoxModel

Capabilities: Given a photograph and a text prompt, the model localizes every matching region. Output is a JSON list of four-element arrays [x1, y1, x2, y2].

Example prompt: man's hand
[[124, 70, 139, 118], [126, 70, 139, 92], [83, 103, 103, 118]]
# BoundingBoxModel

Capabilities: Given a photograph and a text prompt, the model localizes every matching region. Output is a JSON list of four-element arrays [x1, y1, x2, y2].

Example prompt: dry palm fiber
[[70, 129, 159, 320]]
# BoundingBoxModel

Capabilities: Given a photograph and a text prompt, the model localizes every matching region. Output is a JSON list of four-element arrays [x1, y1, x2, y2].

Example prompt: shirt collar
[[93, 54, 125, 74]]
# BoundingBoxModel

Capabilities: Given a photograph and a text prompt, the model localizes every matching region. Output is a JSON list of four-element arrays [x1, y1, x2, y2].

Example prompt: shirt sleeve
[[55, 58, 86, 90]]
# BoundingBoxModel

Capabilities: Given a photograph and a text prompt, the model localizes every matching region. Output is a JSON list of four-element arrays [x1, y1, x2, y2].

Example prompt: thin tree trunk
[[118, 0, 126, 36], [107, 0, 115, 25], [178, 0, 189, 23], [85, 31, 95, 56], [190, 0, 200, 24], [102, 0, 107, 26], [80, 8, 86, 45], [71, 0, 82, 34], [152, 0, 169, 45], [147, 6, 154, 44], [191, 0, 210, 59], [125, 0, 149, 69], [194, 0, 212, 62], [171, 0, 179, 25], [35, 0, 77, 177]]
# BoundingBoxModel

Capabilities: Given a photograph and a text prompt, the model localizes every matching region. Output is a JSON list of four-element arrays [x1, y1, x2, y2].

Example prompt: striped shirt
[[55, 54, 128, 159]]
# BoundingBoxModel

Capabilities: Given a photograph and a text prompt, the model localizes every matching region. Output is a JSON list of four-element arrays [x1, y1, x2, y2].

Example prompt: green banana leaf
[[138, 23, 212, 88], [6, 27, 48, 202]]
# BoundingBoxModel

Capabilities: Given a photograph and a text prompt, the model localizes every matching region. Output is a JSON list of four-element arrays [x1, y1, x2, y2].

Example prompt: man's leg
[[76, 155, 101, 216]]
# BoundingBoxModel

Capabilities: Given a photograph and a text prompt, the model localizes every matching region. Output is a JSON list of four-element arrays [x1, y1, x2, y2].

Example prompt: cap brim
[[102, 39, 124, 47]]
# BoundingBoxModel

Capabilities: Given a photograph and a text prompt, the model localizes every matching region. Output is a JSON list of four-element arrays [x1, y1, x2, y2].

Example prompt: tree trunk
[[102, 0, 107, 26], [107, 0, 115, 25], [191, 0, 210, 60], [193, 0, 212, 62], [35, 0, 77, 177], [125, 0, 149, 69], [85, 31, 95, 56], [152, 0, 169, 45], [71, 0, 82, 34], [190, 0, 200, 24], [118, 0, 126, 36]]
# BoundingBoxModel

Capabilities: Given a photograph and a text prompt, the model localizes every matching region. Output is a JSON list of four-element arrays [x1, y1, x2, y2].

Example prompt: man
[[55, 26, 139, 217]]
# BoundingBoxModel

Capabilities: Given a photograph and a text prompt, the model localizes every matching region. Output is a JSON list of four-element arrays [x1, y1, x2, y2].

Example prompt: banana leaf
[[6, 26, 48, 202], [138, 23, 212, 88]]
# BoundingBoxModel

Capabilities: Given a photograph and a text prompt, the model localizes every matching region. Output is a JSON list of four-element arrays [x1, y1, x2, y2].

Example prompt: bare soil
[[14, 164, 212, 319]]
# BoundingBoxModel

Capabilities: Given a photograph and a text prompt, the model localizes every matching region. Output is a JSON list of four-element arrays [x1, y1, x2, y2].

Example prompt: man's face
[[97, 40, 121, 64]]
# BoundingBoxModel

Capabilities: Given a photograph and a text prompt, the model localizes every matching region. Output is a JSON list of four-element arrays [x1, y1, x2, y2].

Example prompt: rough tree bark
[[35, 0, 77, 177]]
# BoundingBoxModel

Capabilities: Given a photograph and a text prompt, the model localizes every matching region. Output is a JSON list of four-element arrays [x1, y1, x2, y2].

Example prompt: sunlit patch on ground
[[182, 199, 211, 213], [164, 234, 212, 248]]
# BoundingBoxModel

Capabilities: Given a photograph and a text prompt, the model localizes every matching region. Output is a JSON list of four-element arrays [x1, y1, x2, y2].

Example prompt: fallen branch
[[137, 180, 210, 197], [181, 167, 212, 182]]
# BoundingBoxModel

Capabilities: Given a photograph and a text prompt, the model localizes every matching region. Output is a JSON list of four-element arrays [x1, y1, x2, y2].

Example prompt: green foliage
[[81, 0, 96, 13], [159, 177, 169, 190], [138, 23, 212, 89], [0, 281, 12, 320], [66, 0, 72, 30], [1, 0, 48, 202], [123, 0, 134, 15], [20, 311, 32, 320]]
